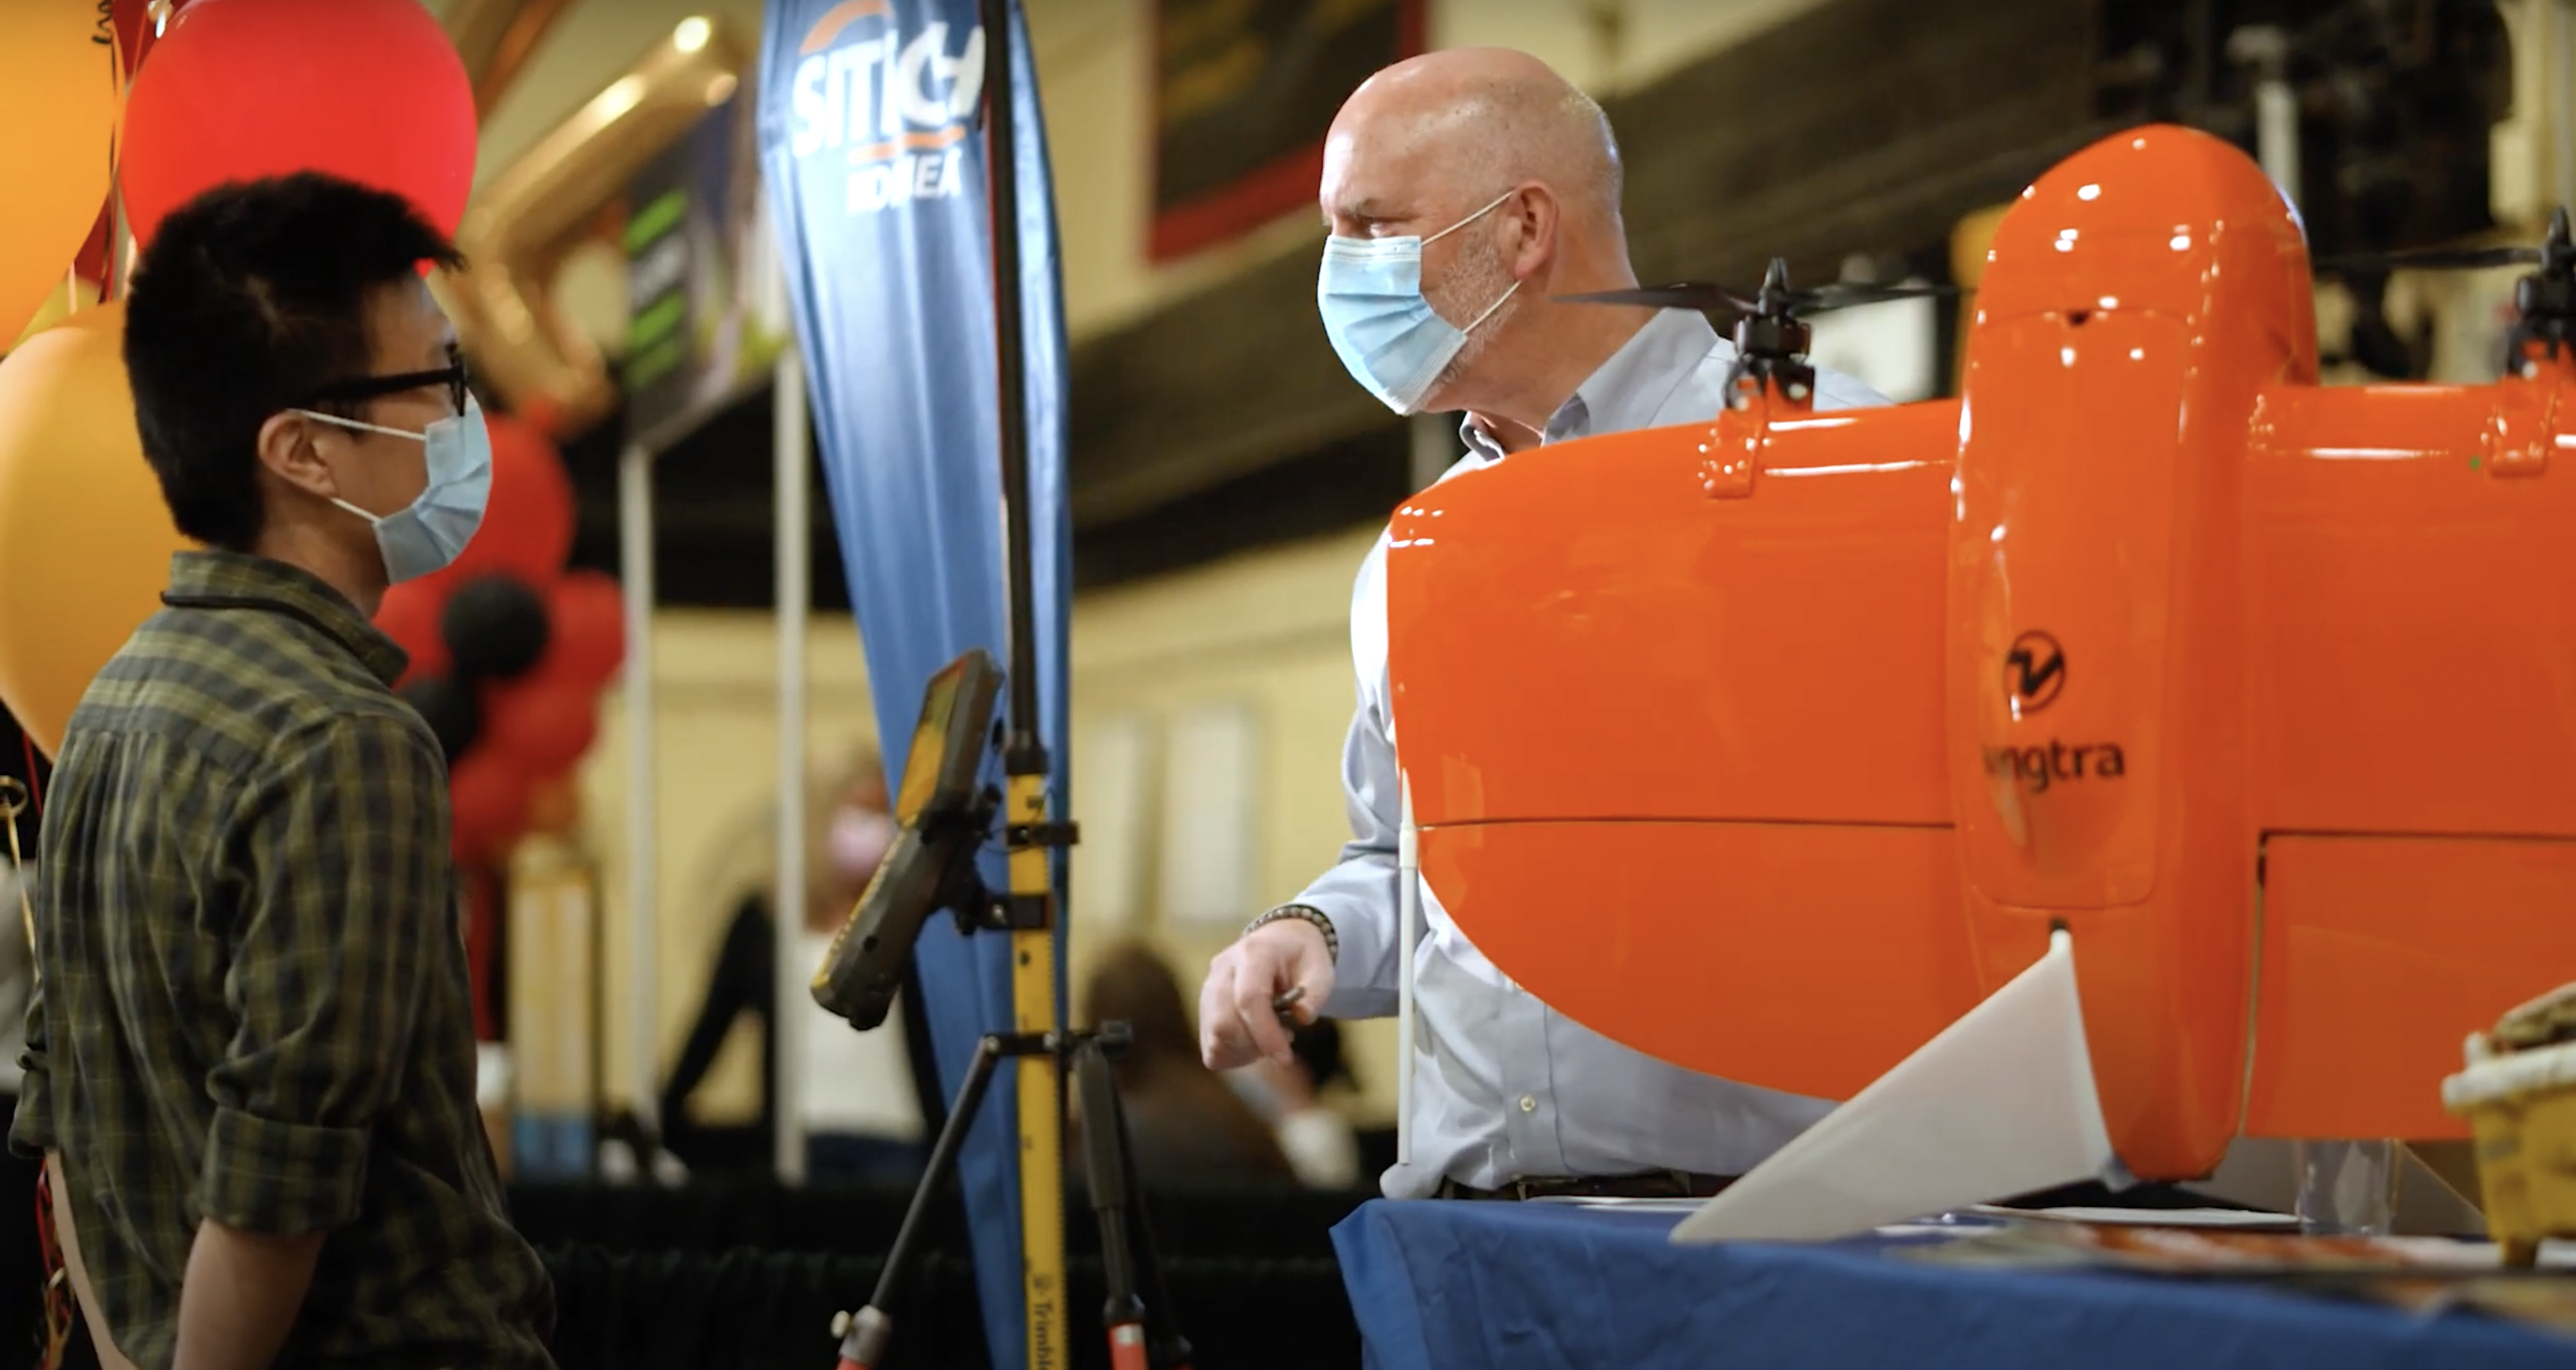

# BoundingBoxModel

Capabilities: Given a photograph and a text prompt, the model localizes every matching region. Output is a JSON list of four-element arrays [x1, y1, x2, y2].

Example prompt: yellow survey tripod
[[818, 2, 1190, 1367]]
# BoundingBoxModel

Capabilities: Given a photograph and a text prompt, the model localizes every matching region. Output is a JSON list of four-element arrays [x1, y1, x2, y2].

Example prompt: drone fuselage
[[1385, 124, 2576, 1180]]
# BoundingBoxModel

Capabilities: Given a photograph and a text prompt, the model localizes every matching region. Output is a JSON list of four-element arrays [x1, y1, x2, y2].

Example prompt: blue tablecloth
[[1330, 1201, 2576, 1369]]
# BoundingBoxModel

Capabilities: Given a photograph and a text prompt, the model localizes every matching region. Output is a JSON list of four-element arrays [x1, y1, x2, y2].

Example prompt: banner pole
[[619, 442, 661, 1137], [774, 348, 813, 1184], [976, 2, 1068, 1367]]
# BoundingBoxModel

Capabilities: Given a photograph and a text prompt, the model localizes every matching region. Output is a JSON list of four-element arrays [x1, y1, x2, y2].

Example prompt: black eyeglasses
[[298, 355, 469, 416]]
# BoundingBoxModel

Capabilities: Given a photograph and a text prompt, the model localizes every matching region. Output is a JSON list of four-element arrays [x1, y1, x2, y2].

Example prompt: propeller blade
[[1793, 282, 1963, 311], [1559, 279, 1960, 315], [1555, 283, 1760, 312], [2316, 245, 2542, 274]]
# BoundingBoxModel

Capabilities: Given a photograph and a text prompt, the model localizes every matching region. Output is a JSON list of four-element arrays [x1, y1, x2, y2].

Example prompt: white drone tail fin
[[1673, 928, 2116, 1244]]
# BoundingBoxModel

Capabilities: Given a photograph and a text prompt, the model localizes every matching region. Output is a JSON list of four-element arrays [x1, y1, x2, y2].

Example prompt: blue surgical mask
[[1318, 190, 1522, 414], [299, 394, 495, 583]]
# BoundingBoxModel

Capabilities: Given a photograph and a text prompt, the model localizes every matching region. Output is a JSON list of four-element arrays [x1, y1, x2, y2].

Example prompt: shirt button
[[1519, 1095, 1538, 1113]]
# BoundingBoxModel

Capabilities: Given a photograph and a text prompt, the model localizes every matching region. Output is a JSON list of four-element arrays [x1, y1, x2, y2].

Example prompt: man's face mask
[[294, 361, 492, 584], [1316, 190, 1521, 414]]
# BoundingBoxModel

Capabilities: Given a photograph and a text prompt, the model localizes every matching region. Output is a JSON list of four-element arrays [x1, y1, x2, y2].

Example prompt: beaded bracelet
[[1243, 904, 1339, 963]]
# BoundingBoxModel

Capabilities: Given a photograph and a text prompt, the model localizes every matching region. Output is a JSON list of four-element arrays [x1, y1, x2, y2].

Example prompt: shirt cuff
[[7, 1056, 53, 1159], [1301, 891, 1399, 1019], [197, 1107, 369, 1236]]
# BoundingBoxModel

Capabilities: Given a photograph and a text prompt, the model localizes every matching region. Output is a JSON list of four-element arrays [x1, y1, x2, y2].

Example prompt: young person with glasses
[[11, 173, 554, 1370]]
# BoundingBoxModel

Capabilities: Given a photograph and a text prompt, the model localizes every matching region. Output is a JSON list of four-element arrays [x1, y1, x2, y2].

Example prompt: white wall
[[577, 611, 881, 1122]]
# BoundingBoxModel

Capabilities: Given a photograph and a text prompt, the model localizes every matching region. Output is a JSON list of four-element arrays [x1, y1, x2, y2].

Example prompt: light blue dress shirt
[[1292, 309, 1890, 1197]]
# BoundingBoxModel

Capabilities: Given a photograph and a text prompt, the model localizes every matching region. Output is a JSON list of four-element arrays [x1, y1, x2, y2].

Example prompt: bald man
[[1199, 49, 1887, 1201]]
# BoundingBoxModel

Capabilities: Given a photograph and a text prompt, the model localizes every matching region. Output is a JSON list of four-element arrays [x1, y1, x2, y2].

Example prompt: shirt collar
[[1458, 309, 1724, 461], [161, 550, 410, 687]]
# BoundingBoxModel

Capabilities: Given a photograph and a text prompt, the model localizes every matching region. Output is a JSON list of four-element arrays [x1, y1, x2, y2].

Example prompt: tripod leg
[[1074, 1039, 1149, 1370], [836, 1034, 1006, 1370], [1113, 1086, 1192, 1370]]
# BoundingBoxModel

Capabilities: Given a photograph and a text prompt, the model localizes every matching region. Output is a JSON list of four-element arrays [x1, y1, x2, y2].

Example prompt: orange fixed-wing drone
[[1385, 123, 2576, 1235]]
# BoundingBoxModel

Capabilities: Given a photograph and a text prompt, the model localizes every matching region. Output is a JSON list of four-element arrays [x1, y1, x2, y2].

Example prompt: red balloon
[[531, 571, 624, 690], [480, 681, 599, 776], [119, 0, 476, 249], [448, 748, 533, 865], [372, 579, 451, 682]]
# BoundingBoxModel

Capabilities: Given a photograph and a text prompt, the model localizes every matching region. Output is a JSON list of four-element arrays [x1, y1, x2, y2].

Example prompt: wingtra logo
[[788, 0, 984, 216]]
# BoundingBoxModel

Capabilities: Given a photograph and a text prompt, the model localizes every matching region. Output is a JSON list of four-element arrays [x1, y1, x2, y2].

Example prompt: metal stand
[[831, 1, 1106, 1365], [971, 0, 1078, 1363], [832, 1025, 1192, 1370]]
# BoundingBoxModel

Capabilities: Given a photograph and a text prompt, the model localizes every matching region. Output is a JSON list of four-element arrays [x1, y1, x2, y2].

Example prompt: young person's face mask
[[298, 393, 494, 584]]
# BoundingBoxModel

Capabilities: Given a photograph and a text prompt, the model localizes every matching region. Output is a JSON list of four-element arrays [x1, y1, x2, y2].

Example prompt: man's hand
[[1201, 918, 1335, 1070]]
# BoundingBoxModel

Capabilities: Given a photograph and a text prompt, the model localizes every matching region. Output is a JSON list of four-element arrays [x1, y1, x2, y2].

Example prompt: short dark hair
[[124, 173, 463, 551]]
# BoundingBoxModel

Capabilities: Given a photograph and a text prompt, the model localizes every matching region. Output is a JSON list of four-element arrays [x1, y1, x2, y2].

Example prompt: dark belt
[[1435, 1170, 1736, 1202]]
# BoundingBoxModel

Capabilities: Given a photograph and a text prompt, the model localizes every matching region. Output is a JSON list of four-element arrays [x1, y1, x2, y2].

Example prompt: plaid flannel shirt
[[11, 551, 554, 1369]]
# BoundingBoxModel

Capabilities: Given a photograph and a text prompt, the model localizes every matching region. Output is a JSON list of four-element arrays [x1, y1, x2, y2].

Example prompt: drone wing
[[2240, 380, 2576, 1139], [1385, 399, 1972, 1101]]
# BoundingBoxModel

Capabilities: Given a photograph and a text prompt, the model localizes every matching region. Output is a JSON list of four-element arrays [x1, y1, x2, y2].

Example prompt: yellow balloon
[[0, 302, 193, 757], [0, 3, 119, 347]]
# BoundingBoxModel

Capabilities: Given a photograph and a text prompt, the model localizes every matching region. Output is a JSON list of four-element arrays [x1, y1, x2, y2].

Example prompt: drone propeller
[[1558, 257, 1958, 317], [2316, 207, 2574, 276], [1559, 279, 1958, 315], [2314, 244, 2543, 274]]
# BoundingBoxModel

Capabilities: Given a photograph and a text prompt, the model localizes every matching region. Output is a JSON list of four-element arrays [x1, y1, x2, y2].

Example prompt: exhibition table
[[1331, 1199, 2576, 1370]]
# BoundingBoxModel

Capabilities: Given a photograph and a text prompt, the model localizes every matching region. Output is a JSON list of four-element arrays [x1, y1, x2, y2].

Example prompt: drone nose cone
[[1978, 123, 2309, 327], [2012, 123, 2292, 239]]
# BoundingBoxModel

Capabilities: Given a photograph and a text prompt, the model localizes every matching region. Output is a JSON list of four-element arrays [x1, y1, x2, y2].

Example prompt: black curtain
[[539, 1242, 1356, 1370], [518, 1179, 1368, 1370]]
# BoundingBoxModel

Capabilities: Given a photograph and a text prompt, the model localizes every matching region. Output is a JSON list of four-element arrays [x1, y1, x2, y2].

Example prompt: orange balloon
[[0, 3, 120, 346], [0, 302, 193, 756]]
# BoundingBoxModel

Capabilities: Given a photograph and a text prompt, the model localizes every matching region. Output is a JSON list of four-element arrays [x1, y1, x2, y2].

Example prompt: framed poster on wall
[[1152, 0, 1428, 261]]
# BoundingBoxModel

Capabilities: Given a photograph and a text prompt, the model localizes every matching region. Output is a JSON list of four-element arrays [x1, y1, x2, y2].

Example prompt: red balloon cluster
[[373, 412, 624, 865]]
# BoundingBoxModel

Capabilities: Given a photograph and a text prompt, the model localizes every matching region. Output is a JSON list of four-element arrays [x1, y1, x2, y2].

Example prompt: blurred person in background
[[1199, 48, 1887, 1201], [1081, 941, 1294, 1188], [1229, 1019, 1365, 1190], [660, 742, 934, 1183]]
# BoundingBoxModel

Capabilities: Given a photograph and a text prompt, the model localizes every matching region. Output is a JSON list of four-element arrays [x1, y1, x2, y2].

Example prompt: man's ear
[[1505, 183, 1560, 283], [255, 410, 342, 501]]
